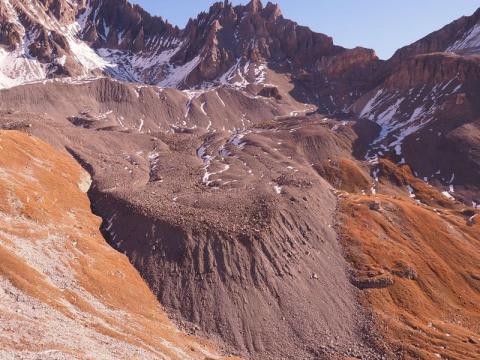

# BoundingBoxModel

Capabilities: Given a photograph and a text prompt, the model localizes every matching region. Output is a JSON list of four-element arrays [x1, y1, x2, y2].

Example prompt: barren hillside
[[0, 1, 479, 359], [0, 130, 230, 360]]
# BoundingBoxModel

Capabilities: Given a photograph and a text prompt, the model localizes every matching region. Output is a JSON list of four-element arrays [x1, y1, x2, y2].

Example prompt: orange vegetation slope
[[336, 160, 480, 360], [0, 130, 233, 359]]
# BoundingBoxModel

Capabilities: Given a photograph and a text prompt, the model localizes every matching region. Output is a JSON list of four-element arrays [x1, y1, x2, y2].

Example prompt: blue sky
[[132, 0, 479, 59]]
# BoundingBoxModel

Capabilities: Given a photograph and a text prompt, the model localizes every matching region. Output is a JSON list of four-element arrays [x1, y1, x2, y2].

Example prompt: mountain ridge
[[1, 1, 480, 359], [0, 0, 381, 114]]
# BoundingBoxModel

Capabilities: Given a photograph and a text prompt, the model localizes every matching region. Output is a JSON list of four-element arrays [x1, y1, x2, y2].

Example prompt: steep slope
[[352, 7, 480, 207], [0, 130, 229, 359], [87, 116, 385, 360], [335, 160, 480, 359], [0, 76, 313, 133], [0, 106, 384, 359], [0, 0, 111, 86], [389, 7, 480, 62], [314, 120, 480, 359]]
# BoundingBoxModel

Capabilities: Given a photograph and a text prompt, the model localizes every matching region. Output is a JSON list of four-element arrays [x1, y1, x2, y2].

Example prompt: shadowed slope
[[0, 130, 232, 360]]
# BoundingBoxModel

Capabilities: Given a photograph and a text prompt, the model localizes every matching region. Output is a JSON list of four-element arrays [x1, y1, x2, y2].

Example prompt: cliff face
[[389, 8, 480, 64], [0, 0, 381, 112], [351, 7, 480, 205]]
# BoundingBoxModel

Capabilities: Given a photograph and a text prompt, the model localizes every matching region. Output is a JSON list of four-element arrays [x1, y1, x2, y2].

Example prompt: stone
[[467, 214, 477, 226], [369, 201, 381, 211]]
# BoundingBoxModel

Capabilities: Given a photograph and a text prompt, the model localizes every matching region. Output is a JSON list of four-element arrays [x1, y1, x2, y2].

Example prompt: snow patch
[[447, 23, 480, 53], [406, 185, 416, 198], [442, 191, 455, 200], [158, 54, 201, 88]]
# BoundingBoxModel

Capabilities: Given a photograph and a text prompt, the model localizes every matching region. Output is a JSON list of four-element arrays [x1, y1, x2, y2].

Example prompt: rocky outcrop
[[350, 6, 480, 206], [0, 0, 382, 113], [389, 8, 480, 64], [385, 52, 480, 89], [77, 0, 180, 50], [172, 0, 381, 95]]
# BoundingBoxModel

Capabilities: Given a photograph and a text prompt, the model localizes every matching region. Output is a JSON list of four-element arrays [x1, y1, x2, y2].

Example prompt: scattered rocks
[[257, 86, 282, 100], [0, 121, 33, 133], [351, 273, 394, 290], [392, 262, 418, 280], [369, 201, 381, 211]]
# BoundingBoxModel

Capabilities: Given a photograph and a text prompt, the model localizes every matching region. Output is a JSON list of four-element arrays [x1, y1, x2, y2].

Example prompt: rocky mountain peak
[[77, 0, 179, 51], [264, 1, 282, 19], [246, 0, 263, 13], [0, 0, 383, 110]]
